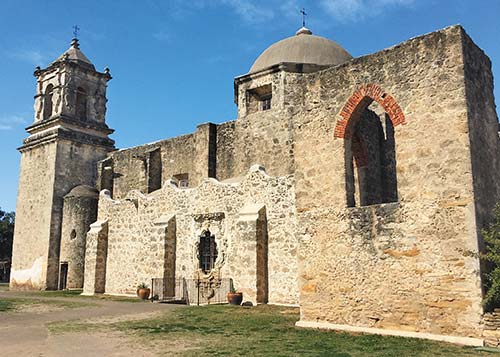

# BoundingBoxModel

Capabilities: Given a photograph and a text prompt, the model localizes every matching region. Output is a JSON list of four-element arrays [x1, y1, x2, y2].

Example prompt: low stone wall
[[90, 165, 299, 305], [482, 311, 500, 347]]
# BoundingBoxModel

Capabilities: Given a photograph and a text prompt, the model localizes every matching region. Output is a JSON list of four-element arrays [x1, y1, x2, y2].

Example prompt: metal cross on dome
[[72, 25, 80, 39], [300, 8, 307, 27]]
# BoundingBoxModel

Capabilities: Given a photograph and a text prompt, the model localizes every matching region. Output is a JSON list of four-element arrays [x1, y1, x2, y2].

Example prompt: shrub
[[481, 204, 500, 310]]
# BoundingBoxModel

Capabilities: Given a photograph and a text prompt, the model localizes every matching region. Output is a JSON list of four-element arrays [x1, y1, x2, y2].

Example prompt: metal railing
[[151, 277, 232, 305]]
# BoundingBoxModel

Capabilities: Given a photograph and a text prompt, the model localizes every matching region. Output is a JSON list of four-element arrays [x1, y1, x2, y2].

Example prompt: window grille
[[173, 173, 189, 188], [199, 231, 217, 273], [261, 95, 272, 111]]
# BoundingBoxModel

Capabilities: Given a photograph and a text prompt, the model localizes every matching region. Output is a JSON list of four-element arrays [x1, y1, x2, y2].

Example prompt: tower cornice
[[26, 115, 114, 136]]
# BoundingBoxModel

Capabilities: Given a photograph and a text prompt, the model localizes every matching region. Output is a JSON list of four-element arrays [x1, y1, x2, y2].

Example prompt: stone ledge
[[295, 320, 484, 347]]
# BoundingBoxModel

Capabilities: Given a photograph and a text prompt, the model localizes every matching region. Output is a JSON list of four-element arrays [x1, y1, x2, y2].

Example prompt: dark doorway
[[256, 213, 269, 304], [59, 262, 68, 290]]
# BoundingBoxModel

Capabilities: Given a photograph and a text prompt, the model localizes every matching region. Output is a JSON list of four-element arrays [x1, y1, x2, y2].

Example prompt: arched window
[[75, 87, 87, 119], [345, 106, 397, 207], [43, 84, 54, 120], [199, 230, 217, 273], [336, 84, 404, 207]]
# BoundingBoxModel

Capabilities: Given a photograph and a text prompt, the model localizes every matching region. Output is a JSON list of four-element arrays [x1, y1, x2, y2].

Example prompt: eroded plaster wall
[[11, 139, 110, 291], [10, 142, 58, 290]]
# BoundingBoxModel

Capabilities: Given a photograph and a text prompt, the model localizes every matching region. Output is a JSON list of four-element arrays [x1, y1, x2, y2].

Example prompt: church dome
[[65, 185, 98, 198], [249, 27, 352, 73]]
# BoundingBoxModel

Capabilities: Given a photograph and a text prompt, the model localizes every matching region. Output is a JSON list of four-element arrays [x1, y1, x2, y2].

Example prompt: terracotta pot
[[137, 288, 151, 300], [227, 292, 243, 305]]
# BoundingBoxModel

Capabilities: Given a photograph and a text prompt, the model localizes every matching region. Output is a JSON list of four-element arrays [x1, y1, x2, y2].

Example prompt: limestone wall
[[46, 140, 110, 289], [219, 110, 295, 180], [105, 123, 217, 199], [224, 70, 297, 180], [293, 25, 488, 338], [462, 30, 500, 238], [482, 311, 500, 347], [94, 166, 299, 305], [215, 121, 236, 180], [82, 220, 108, 294], [10, 142, 58, 290], [10, 138, 106, 290], [12, 126, 112, 290]]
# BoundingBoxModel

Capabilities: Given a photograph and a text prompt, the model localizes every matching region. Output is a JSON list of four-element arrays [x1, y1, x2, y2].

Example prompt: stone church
[[9, 24, 500, 345]]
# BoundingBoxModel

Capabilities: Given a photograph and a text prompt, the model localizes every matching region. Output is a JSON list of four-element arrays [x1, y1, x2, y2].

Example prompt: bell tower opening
[[75, 86, 87, 119], [43, 84, 54, 120]]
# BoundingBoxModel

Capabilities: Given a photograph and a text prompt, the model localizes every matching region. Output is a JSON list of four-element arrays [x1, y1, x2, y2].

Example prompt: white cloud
[[170, 0, 274, 24], [152, 30, 172, 42], [219, 0, 274, 23], [0, 114, 27, 131], [205, 55, 224, 63], [279, 0, 301, 20], [8, 49, 48, 65], [320, 0, 414, 23]]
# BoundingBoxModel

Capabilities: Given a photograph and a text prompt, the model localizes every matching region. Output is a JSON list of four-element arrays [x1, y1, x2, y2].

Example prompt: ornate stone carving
[[195, 269, 222, 301]]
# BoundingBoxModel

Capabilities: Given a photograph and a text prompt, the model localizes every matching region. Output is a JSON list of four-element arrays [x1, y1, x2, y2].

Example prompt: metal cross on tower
[[300, 8, 307, 27], [72, 25, 80, 39]]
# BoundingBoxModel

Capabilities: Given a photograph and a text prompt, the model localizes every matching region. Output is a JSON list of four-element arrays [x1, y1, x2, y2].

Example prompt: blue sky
[[0, 0, 499, 212]]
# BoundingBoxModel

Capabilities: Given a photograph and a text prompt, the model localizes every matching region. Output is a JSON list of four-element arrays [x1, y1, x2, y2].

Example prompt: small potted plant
[[137, 282, 150, 300], [227, 287, 243, 305]]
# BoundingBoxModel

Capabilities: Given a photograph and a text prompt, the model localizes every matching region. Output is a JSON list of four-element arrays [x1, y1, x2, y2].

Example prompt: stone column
[[193, 123, 217, 186], [153, 215, 176, 298], [82, 220, 108, 295], [235, 204, 267, 305]]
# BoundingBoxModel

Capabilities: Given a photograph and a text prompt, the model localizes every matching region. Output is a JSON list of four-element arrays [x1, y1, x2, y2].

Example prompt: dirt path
[[0, 290, 182, 356]]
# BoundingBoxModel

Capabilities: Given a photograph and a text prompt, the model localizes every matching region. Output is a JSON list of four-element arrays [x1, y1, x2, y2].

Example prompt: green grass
[[0, 298, 14, 311], [48, 320, 102, 334], [107, 305, 493, 356], [30, 289, 85, 297], [12, 294, 500, 356], [0, 297, 95, 312], [5, 288, 142, 303]]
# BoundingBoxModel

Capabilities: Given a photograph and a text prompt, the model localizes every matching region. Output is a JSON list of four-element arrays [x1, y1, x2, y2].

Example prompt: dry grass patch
[[0, 297, 94, 313]]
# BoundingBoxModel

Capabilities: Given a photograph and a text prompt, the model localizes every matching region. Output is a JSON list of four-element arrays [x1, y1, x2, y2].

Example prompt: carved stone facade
[[11, 25, 500, 345]]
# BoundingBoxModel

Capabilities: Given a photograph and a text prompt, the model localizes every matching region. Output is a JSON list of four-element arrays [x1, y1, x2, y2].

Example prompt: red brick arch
[[334, 83, 406, 139]]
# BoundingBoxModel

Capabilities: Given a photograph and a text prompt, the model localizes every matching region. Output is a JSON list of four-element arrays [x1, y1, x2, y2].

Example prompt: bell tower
[[10, 38, 115, 290]]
